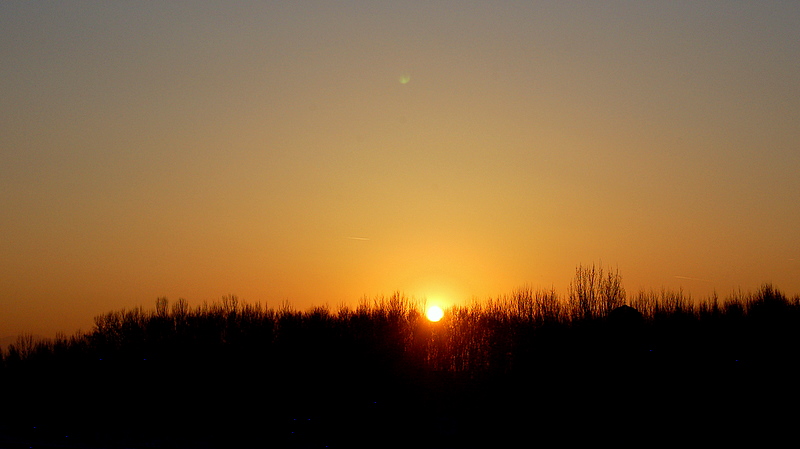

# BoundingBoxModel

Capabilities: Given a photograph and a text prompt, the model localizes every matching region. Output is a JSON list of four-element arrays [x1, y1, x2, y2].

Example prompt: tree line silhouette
[[2, 264, 799, 447]]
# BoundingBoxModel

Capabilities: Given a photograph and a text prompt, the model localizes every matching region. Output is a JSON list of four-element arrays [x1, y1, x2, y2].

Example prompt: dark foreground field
[[3, 274, 799, 447]]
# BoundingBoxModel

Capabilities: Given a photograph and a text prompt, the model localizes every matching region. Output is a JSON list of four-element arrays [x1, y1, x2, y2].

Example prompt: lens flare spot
[[426, 305, 444, 322], [399, 74, 411, 84]]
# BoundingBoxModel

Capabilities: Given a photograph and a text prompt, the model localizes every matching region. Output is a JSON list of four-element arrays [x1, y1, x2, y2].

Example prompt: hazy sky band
[[1, 1, 799, 337]]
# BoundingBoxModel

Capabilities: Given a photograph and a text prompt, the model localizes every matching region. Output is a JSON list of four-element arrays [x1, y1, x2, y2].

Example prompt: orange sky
[[2, 2, 799, 338]]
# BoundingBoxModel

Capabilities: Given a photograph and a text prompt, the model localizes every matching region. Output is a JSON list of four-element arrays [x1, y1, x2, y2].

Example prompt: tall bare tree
[[568, 263, 626, 321]]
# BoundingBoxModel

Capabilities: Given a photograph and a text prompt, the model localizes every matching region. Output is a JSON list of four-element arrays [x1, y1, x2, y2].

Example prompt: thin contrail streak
[[346, 237, 370, 241], [674, 275, 712, 282]]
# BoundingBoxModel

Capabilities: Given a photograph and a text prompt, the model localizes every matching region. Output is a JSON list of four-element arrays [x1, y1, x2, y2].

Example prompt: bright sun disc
[[426, 305, 444, 322]]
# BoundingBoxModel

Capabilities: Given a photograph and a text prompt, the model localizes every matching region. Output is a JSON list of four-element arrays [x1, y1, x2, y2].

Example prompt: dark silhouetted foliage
[[3, 270, 800, 447]]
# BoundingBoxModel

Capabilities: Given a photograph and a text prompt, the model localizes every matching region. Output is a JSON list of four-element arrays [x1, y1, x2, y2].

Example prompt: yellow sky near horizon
[[2, 1, 799, 338]]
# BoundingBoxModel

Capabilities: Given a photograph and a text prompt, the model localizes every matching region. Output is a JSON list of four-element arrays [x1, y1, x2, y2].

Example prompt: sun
[[426, 305, 444, 322]]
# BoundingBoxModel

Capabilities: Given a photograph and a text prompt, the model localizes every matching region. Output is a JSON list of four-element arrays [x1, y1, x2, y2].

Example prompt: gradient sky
[[2, 1, 799, 338]]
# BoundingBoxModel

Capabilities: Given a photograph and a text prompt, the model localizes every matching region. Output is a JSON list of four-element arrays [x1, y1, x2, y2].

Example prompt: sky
[[2, 1, 799, 338]]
